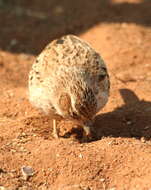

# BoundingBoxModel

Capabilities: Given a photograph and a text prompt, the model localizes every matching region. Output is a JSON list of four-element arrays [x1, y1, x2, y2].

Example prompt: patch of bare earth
[[0, 0, 151, 189]]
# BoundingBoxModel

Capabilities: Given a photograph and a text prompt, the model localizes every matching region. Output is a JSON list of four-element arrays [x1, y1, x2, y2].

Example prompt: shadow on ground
[[23, 88, 151, 141], [0, 0, 151, 54], [94, 88, 151, 140]]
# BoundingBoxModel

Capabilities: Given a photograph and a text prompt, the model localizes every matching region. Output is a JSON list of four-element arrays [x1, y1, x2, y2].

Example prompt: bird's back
[[29, 35, 110, 121]]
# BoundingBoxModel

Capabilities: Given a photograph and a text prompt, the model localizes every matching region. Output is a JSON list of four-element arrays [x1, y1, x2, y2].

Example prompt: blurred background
[[0, 0, 151, 54]]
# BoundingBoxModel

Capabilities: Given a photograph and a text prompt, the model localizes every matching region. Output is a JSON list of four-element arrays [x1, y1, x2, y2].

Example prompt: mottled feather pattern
[[59, 93, 71, 117], [28, 35, 110, 136], [75, 87, 97, 120]]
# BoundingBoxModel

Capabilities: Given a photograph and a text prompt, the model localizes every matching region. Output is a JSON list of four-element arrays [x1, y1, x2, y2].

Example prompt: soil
[[0, 0, 151, 189]]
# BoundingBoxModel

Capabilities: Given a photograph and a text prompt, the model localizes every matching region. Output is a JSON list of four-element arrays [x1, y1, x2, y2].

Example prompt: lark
[[28, 35, 110, 139]]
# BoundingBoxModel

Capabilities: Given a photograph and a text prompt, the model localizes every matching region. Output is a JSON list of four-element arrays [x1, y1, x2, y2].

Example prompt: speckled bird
[[28, 35, 110, 139]]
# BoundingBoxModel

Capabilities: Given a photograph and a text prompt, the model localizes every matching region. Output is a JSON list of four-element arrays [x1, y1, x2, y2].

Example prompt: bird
[[28, 35, 110, 140]]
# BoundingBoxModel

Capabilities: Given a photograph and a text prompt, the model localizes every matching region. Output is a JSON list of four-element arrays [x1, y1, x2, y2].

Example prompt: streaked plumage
[[28, 35, 110, 139]]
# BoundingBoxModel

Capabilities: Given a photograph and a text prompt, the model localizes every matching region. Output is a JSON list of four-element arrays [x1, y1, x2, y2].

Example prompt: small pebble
[[21, 166, 34, 180], [100, 178, 105, 182], [140, 137, 146, 143], [126, 121, 132, 125]]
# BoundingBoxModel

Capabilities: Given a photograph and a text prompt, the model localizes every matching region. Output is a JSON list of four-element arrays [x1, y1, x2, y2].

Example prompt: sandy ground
[[0, 0, 151, 189]]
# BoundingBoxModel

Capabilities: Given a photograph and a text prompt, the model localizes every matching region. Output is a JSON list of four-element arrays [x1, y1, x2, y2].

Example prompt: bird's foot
[[52, 119, 59, 139]]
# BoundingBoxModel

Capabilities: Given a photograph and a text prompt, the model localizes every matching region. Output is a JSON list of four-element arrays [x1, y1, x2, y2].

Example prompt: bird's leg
[[81, 120, 94, 141], [82, 120, 93, 142], [52, 119, 59, 138], [81, 125, 91, 142], [83, 125, 91, 137]]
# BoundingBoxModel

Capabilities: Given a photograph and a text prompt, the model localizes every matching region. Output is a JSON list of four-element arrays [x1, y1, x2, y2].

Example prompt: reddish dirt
[[0, 0, 151, 189]]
